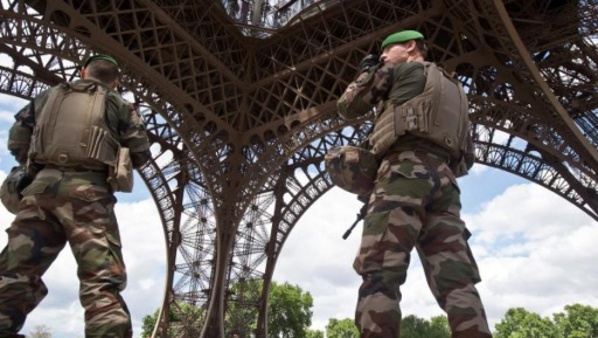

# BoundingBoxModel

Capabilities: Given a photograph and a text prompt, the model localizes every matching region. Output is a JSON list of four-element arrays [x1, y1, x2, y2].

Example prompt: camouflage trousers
[[353, 151, 492, 338], [0, 169, 132, 338]]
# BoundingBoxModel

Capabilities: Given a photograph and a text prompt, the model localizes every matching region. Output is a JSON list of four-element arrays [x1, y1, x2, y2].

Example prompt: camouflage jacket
[[8, 79, 151, 169], [337, 61, 475, 173], [337, 62, 426, 121]]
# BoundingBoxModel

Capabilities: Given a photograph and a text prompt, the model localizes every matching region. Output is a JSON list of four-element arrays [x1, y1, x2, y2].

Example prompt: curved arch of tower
[[0, 1, 596, 337]]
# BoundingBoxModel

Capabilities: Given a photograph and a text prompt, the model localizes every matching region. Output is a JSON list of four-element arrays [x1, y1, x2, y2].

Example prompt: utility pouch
[[0, 165, 34, 214], [86, 126, 119, 164], [325, 146, 378, 196], [369, 104, 399, 158], [108, 147, 133, 192]]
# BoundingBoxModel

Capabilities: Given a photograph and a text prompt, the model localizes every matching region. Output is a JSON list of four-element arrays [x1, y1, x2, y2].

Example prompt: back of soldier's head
[[83, 54, 120, 84]]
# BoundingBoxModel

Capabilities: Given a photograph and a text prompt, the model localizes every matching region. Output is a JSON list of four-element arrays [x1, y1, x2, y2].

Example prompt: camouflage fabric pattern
[[325, 146, 378, 196], [353, 150, 492, 338], [0, 166, 32, 215], [337, 64, 395, 121], [0, 169, 132, 338]]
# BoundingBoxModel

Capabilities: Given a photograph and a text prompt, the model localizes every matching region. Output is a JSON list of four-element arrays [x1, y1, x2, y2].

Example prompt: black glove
[[359, 54, 380, 72]]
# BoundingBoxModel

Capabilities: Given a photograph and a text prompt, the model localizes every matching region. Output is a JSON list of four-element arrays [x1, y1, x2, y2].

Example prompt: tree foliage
[[306, 329, 325, 338], [225, 279, 314, 337], [429, 316, 451, 336], [401, 314, 450, 338], [326, 318, 359, 338], [141, 302, 203, 338], [141, 310, 157, 337], [324, 315, 449, 338], [142, 280, 314, 338], [494, 304, 598, 338], [553, 304, 598, 338], [27, 325, 52, 338], [496, 307, 559, 338], [267, 281, 314, 338]]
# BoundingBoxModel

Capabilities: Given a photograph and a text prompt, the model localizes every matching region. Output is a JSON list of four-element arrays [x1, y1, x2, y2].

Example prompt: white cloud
[[0, 110, 16, 123], [0, 95, 26, 112], [466, 183, 593, 244], [0, 129, 10, 164], [0, 96, 27, 164], [469, 162, 490, 176], [468, 184, 598, 326]]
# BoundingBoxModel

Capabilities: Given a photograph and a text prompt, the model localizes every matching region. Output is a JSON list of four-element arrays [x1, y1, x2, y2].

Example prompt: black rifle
[[342, 200, 369, 240]]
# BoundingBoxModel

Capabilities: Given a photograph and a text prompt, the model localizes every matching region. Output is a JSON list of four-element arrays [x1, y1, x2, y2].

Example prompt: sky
[[0, 93, 597, 338]]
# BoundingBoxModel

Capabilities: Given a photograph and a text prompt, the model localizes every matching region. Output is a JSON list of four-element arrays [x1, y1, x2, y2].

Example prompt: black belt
[[43, 165, 107, 173]]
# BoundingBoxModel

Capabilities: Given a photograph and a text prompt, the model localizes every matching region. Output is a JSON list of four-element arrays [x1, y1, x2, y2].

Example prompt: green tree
[[326, 318, 359, 338], [27, 325, 52, 338], [140, 302, 203, 337], [141, 308, 160, 337], [401, 314, 450, 338], [306, 329, 325, 338], [494, 307, 559, 338], [553, 304, 598, 338], [225, 279, 314, 337], [401, 315, 428, 337], [324, 315, 448, 338], [226, 278, 263, 335], [267, 281, 314, 338], [142, 280, 314, 338], [429, 315, 451, 337]]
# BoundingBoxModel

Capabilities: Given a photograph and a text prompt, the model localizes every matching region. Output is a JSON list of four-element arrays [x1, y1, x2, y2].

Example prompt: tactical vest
[[29, 82, 120, 171], [369, 62, 470, 160]]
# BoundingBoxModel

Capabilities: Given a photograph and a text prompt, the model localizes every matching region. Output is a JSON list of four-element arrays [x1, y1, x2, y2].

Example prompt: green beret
[[380, 30, 424, 50], [83, 54, 119, 68]]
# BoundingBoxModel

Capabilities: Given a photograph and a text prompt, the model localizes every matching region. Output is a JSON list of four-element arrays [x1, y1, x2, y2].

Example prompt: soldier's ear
[[81, 68, 87, 79], [406, 40, 417, 52]]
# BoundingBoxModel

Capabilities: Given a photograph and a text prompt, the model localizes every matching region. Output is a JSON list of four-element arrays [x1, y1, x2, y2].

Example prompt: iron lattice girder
[[1, 0, 598, 337]]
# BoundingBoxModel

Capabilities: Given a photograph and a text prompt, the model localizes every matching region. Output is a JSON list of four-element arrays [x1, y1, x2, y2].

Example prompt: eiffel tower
[[1, 0, 596, 337]]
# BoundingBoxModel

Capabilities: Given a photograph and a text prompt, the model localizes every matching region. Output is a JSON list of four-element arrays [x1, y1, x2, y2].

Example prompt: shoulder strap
[[69, 81, 99, 93], [33, 83, 70, 153]]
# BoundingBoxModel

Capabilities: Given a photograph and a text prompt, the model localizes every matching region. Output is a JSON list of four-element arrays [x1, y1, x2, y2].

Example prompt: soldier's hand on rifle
[[359, 54, 380, 73]]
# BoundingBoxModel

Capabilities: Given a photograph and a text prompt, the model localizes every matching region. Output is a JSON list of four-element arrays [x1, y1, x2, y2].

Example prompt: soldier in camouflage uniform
[[336, 30, 492, 337], [0, 54, 151, 338]]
